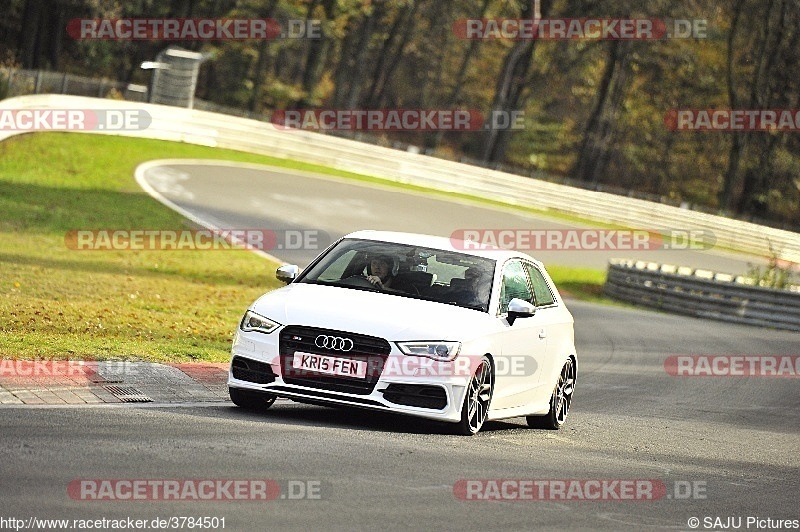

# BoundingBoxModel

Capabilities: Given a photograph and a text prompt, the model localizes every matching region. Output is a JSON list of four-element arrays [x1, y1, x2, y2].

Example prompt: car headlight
[[396, 341, 461, 362], [240, 310, 281, 334]]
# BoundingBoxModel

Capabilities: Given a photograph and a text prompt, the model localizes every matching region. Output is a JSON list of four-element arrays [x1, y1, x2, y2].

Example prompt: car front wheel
[[454, 355, 493, 435], [527, 357, 575, 430], [229, 387, 277, 410]]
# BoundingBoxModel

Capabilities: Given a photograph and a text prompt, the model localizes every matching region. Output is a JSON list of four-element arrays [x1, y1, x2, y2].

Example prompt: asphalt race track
[[136, 161, 769, 271], [1, 162, 797, 531]]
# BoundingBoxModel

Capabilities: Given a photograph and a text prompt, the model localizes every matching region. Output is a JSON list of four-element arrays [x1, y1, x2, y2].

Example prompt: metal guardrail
[[605, 259, 800, 332], [0, 68, 146, 101], [1, 94, 799, 263]]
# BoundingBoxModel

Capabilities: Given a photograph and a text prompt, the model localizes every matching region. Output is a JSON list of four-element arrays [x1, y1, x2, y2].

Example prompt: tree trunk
[[298, 0, 336, 108], [720, 1, 745, 212], [331, 23, 360, 109], [481, 0, 549, 164], [363, 6, 407, 107], [170, 0, 193, 18], [571, 39, 630, 185], [248, 39, 271, 113], [18, 0, 44, 68], [734, 0, 783, 215], [248, 0, 278, 113], [345, 1, 383, 109], [46, 0, 64, 71], [364, 1, 423, 108], [425, 0, 491, 151]]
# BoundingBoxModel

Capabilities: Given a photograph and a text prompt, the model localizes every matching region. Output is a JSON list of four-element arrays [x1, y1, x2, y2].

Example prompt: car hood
[[249, 283, 491, 341]]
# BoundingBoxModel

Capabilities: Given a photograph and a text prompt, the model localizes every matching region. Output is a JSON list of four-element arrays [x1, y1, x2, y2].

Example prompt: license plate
[[291, 351, 367, 379]]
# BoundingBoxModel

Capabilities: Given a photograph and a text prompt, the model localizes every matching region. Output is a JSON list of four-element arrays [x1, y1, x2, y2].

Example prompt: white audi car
[[228, 230, 577, 435]]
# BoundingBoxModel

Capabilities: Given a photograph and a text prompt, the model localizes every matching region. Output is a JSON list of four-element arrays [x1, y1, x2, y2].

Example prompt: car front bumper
[[227, 328, 472, 423]]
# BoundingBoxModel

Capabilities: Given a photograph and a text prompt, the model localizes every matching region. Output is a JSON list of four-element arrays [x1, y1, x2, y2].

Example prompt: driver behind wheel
[[366, 254, 397, 290]]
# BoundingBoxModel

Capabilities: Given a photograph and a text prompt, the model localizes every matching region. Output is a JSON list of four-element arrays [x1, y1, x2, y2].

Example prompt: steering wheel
[[341, 274, 380, 290], [405, 283, 421, 295]]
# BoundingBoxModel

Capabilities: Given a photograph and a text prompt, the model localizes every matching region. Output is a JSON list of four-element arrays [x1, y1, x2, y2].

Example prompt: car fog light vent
[[104, 385, 152, 403]]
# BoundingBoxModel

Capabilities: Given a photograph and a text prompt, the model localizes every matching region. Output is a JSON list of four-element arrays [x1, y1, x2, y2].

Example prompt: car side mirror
[[507, 298, 535, 325], [276, 264, 299, 284]]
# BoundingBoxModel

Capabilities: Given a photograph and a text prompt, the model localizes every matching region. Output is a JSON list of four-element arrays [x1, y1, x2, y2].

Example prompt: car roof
[[343, 230, 544, 267]]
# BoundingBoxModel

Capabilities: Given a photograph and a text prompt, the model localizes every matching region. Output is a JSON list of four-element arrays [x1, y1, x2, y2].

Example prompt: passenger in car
[[450, 267, 491, 309]]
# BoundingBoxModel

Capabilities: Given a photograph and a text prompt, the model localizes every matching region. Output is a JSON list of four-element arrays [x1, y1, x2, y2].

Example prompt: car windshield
[[298, 238, 495, 312]]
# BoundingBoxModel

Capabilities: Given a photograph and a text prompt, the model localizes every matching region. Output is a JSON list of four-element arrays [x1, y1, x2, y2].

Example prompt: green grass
[[0, 132, 609, 361], [0, 132, 301, 362], [545, 265, 608, 303]]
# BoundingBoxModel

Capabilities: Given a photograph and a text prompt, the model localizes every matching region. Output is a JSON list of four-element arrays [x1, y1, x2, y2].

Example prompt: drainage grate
[[104, 385, 152, 403]]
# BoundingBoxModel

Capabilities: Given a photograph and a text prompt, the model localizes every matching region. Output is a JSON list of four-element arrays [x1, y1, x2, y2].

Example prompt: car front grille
[[279, 326, 391, 395]]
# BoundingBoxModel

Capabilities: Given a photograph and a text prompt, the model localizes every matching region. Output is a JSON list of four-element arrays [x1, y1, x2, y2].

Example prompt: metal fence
[[604, 259, 800, 332], [0, 67, 147, 102]]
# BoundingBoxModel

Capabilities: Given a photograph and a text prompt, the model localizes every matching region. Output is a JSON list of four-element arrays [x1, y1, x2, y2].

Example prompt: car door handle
[[538, 330, 547, 339]]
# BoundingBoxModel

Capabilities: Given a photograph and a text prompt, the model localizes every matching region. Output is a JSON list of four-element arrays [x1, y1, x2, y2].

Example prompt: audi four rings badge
[[315, 335, 354, 351]]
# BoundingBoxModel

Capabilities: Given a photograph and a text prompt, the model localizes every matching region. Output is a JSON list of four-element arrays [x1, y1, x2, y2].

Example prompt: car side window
[[318, 250, 357, 281], [525, 263, 556, 306], [499, 260, 533, 314]]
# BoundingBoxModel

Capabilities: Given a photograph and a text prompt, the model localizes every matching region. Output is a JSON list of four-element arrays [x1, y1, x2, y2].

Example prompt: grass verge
[[0, 133, 294, 362], [545, 265, 607, 303], [0, 132, 608, 361]]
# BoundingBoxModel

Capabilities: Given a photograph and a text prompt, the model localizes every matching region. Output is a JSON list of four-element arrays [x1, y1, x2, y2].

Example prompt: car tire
[[229, 387, 277, 410], [527, 357, 575, 430], [454, 355, 493, 435]]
